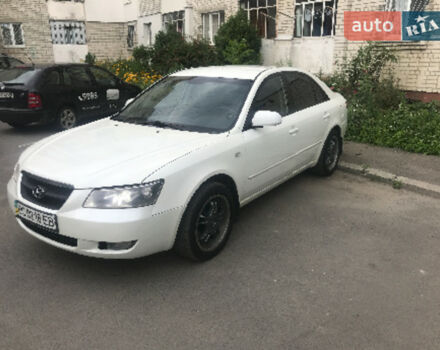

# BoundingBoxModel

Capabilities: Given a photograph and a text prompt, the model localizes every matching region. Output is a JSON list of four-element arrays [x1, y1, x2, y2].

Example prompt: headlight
[[83, 180, 164, 209], [12, 163, 20, 182]]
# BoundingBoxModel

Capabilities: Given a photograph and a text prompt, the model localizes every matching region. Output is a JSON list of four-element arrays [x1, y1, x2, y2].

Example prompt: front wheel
[[57, 107, 77, 130], [313, 129, 341, 176], [174, 182, 235, 261]]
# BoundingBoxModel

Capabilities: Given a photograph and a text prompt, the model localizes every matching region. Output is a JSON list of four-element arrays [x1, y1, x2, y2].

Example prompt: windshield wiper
[[141, 120, 189, 131]]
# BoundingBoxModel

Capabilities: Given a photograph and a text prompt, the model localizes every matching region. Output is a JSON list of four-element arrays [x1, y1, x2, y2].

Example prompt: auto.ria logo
[[344, 11, 440, 41]]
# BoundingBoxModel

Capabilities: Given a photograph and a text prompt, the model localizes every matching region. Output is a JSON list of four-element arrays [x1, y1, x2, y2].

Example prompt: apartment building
[[1, 0, 439, 99], [0, 0, 138, 63]]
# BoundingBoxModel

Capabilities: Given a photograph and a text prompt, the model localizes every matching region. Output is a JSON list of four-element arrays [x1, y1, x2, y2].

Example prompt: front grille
[[20, 219, 78, 247], [21, 171, 74, 210]]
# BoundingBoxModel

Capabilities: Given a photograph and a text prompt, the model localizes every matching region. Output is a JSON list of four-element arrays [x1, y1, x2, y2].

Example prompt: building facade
[[138, 0, 439, 99], [0, 0, 138, 63], [1, 0, 439, 98]]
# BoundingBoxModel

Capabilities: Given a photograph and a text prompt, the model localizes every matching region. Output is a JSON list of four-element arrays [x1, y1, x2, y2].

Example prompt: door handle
[[323, 112, 331, 120], [289, 127, 299, 135]]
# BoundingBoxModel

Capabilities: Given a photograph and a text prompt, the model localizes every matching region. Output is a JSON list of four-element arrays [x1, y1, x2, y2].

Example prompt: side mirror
[[251, 110, 282, 128], [124, 98, 134, 108]]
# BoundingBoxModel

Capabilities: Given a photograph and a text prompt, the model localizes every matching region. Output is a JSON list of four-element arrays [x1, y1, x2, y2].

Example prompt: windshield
[[113, 76, 253, 133], [0, 57, 23, 70], [0, 68, 40, 84]]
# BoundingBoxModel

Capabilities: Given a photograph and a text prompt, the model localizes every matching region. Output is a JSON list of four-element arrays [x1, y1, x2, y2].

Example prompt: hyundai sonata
[[7, 66, 347, 261]]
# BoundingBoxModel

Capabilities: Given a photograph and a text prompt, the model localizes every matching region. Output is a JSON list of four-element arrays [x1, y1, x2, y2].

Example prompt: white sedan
[[7, 66, 347, 261]]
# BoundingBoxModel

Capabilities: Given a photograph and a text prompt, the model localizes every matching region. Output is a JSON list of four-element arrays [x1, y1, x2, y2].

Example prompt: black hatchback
[[0, 64, 141, 129]]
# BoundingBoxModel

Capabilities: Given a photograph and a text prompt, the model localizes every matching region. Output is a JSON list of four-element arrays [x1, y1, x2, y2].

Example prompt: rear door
[[62, 66, 100, 119], [281, 71, 332, 170], [88, 66, 122, 116], [38, 68, 63, 120]]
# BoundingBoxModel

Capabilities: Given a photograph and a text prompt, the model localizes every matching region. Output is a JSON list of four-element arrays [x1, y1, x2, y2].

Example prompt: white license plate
[[15, 201, 58, 231], [0, 92, 14, 99]]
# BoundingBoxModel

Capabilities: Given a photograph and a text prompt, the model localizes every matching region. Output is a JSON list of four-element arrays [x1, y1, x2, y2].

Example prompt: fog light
[[98, 240, 137, 251]]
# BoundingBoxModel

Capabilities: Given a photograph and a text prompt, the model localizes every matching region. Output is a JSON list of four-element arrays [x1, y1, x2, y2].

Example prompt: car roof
[[8, 63, 92, 70], [172, 65, 276, 80]]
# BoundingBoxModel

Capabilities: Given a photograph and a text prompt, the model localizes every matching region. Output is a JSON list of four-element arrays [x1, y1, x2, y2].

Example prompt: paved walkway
[[340, 141, 440, 198]]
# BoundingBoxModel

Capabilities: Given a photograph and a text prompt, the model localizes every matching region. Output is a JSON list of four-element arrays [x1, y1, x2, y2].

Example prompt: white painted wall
[[85, 0, 125, 22], [161, 0, 186, 14], [138, 14, 162, 46], [47, 0, 85, 21], [124, 0, 140, 22], [262, 38, 335, 74], [53, 44, 88, 63]]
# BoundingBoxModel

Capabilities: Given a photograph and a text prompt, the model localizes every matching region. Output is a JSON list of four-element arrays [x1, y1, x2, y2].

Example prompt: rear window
[[0, 68, 41, 85]]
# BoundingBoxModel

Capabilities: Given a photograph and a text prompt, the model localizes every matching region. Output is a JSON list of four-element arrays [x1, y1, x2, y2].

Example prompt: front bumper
[[0, 107, 46, 124], [7, 177, 182, 259]]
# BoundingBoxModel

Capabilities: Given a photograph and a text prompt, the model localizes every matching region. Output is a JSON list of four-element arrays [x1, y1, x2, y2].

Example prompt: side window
[[249, 75, 287, 120], [283, 72, 329, 114], [89, 67, 117, 87], [44, 70, 61, 86], [65, 67, 93, 88]]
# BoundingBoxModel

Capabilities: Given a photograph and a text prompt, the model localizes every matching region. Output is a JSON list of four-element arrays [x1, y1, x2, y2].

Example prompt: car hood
[[19, 118, 222, 188]]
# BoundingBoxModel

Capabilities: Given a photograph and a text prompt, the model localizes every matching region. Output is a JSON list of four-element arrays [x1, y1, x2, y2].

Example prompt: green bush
[[324, 42, 440, 155], [150, 25, 218, 74], [348, 102, 440, 155], [215, 10, 261, 64], [85, 52, 96, 65]]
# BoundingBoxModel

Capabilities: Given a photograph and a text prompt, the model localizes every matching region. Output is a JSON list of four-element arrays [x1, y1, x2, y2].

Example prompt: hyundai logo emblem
[[32, 185, 46, 200]]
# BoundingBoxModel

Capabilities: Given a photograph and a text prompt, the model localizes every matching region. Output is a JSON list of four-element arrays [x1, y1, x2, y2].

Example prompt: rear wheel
[[57, 107, 77, 130], [313, 129, 341, 176], [174, 182, 235, 261]]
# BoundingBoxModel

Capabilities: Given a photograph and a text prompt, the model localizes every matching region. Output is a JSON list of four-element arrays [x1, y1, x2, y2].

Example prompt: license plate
[[0, 92, 14, 99], [15, 201, 58, 232]]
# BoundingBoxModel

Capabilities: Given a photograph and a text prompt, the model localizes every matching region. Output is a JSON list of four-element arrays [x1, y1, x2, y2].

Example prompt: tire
[[313, 129, 341, 176], [57, 107, 77, 130], [174, 182, 236, 262]]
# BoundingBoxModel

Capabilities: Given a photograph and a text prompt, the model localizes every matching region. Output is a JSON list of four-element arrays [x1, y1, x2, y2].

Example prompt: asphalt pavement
[[1, 122, 440, 350]]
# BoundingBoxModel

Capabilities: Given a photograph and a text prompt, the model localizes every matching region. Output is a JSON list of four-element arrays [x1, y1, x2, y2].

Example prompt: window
[[50, 21, 86, 45], [143, 23, 152, 46], [246, 75, 287, 129], [89, 67, 117, 87], [202, 11, 225, 44], [294, 0, 337, 38], [163, 11, 185, 35], [282, 72, 329, 114], [64, 67, 93, 88], [1, 23, 24, 47], [385, 0, 428, 11], [240, 0, 276, 39], [44, 70, 61, 86], [114, 76, 253, 133], [127, 24, 136, 48]]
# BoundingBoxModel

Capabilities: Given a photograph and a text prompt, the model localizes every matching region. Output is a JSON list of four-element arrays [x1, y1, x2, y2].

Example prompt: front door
[[88, 66, 122, 117], [241, 74, 293, 199]]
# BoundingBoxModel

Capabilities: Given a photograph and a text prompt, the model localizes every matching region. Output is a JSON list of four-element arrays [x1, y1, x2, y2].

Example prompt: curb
[[339, 161, 440, 199]]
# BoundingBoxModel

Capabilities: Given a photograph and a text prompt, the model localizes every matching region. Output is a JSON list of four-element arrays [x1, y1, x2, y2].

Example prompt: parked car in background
[[0, 54, 24, 70], [7, 66, 347, 261], [0, 64, 141, 129]]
